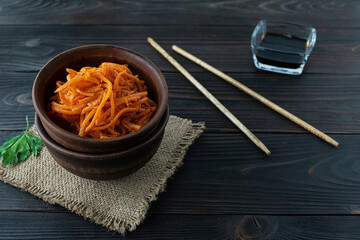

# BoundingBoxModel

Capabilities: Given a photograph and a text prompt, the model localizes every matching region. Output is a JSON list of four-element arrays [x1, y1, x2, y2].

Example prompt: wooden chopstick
[[147, 37, 271, 155], [172, 45, 339, 147]]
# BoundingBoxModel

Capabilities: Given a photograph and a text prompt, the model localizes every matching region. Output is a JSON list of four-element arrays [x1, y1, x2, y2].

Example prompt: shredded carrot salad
[[48, 62, 157, 139]]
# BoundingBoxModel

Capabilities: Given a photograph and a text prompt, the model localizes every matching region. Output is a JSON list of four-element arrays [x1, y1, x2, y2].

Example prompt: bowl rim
[[35, 106, 169, 160], [33, 44, 168, 144]]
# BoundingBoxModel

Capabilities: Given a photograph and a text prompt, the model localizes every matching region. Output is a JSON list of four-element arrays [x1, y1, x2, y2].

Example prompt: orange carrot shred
[[48, 63, 157, 139]]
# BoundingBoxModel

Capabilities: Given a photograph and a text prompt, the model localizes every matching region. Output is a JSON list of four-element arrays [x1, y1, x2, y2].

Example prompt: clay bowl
[[32, 45, 168, 153], [35, 106, 169, 180]]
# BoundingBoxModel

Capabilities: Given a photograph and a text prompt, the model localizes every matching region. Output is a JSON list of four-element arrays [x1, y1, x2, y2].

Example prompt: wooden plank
[[1, 132, 359, 215], [0, 24, 355, 43], [0, 26, 358, 73], [0, 0, 359, 28], [1, 71, 358, 133], [150, 133, 360, 215], [0, 211, 360, 239]]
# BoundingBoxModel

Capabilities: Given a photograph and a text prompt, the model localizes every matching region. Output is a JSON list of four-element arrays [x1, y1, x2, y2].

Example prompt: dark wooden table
[[1, 1, 359, 239]]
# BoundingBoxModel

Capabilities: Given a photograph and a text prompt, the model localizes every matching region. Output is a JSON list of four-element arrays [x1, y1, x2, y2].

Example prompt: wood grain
[[0, 0, 359, 238], [0, 26, 358, 73], [1, 132, 359, 215], [0, 0, 359, 28], [2, 72, 358, 133], [0, 211, 359, 239]]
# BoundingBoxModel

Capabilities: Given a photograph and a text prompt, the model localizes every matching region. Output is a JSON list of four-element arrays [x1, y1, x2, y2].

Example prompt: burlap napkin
[[0, 115, 204, 234]]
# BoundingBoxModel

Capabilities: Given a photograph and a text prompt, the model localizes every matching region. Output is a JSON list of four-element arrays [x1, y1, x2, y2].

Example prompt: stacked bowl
[[32, 45, 168, 180]]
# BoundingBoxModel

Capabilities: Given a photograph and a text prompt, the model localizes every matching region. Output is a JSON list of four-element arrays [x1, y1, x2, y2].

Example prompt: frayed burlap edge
[[0, 115, 205, 234]]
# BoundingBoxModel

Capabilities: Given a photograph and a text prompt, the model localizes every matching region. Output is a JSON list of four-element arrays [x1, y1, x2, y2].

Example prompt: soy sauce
[[255, 33, 308, 69]]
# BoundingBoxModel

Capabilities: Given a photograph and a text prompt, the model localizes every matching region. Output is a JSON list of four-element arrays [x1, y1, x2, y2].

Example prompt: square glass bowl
[[251, 20, 316, 75]]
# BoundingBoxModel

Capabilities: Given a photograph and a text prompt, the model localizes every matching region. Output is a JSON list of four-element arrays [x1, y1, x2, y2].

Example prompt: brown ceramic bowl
[[35, 106, 169, 180], [33, 45, 168, 153]]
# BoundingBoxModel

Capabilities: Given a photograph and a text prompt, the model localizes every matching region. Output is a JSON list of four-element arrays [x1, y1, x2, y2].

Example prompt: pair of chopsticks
[[147, 37, 339, 155]]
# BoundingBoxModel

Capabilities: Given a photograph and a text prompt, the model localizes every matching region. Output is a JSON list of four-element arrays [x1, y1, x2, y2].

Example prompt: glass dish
[[251, 20, 316, 75]]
